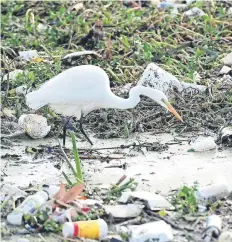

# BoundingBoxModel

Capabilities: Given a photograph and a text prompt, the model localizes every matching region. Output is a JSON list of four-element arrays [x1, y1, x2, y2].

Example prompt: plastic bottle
[[7, 190, 48, 225], [129, 220, 173, 242], [203, 215, 222, 241], [62, 219, 108, 239]]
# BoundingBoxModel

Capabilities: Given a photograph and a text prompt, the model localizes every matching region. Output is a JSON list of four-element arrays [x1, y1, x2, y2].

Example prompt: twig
[[1, 131, 26, 139], [38, 233, 47, 242], [145, 210, 185, 230], [115, 174, 127, 186]]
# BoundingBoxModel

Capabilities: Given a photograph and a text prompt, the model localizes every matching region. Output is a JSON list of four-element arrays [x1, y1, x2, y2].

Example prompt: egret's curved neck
[[105, 86, 160, 110]]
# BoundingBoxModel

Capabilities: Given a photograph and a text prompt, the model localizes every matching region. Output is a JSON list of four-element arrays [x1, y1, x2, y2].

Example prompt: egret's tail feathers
[[26, 91, 47, 110]]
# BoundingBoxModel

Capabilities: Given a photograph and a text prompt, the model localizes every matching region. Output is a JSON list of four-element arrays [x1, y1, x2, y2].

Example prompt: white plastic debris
[[104, 204, 144, 218], [129, 220, 173, 242], [119, 191, 174, 210], [137, 63, 207, 99], [223, 52, 232, 67], [183, 7, 206, 18], [78, 199, 103, 206], [206, 215, 222, 231], [195, 176, 229, 203], [0, 184, 27, 203], [19, 50, 39, 61], [7, 190, 48, 225], [18, 114, 51, 139], [203, 215, 222, 240], [188, 137, 216, 152], [15, 85, 27, 95], [219, 66, 232, 75], [2, 69, 24, 82], [218, 231, 232, 242], [62, 51, 101, 60], [46, 185, 60, 198]]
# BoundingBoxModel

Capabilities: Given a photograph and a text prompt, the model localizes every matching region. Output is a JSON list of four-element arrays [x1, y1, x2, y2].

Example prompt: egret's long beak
[[165, 101, 183, 122]]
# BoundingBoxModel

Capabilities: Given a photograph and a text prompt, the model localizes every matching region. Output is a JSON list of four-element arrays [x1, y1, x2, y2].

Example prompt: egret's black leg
[[63, 116, 73, 146], [79, 113, 93, 145]]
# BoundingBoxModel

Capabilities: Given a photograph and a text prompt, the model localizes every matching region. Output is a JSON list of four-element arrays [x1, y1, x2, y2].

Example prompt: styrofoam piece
[[104, 204, 143, 218], [196, 176, 229, 203], [19, 50, 39, 61], [137, 63, 206, 98], [129, 221, 173, 242], [119, 191, 174, 210], [188, 137, 216, 152]]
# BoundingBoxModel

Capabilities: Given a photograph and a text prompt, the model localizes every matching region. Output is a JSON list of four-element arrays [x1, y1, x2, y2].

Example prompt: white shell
[[18, 114, 51, 139]]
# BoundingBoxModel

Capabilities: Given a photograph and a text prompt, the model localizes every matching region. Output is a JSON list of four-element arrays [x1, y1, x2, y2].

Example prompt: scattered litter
[[0, 184, 27, 203], [219, 66, 232, 75], [129, 220, 173, 242], [183, 7, 206, 18], [119, 191, 174, 210], [223, 52, 232, 67], [218, 126, 232, 147], [62, 51, 102, 60], [195, 176, 229, 204], [19, 50, 39, 61], [7, 190, 48, 225], [15, 85, 27, 95], [104, 204, 144, 218], [18, 114, 51, 139], [188, 137, 216, 152], [137, 63, 207, 99], [218, 231, 232, 242], [63, 219, 108, 239], [2, 69, 24, 82], [203, 215, 222, 241]]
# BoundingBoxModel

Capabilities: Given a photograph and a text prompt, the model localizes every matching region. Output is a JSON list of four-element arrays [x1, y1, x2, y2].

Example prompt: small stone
[[223, 52, 232, 66], [219, 66, 232, 75]]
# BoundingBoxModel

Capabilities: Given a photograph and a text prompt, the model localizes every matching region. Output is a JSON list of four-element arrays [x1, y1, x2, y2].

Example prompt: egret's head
[[155, 90, 183, 122]]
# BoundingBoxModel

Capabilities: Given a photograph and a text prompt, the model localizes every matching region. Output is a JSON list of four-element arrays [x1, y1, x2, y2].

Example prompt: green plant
[[173, 185, 198, 214], [62, 131, 83, 186]]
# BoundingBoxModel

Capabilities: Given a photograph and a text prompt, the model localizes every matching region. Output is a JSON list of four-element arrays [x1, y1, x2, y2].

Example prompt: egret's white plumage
[[26, 64, 182, 122]]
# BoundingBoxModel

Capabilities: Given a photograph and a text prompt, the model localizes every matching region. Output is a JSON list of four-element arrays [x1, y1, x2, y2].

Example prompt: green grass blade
[[71, 132, 83, 184]]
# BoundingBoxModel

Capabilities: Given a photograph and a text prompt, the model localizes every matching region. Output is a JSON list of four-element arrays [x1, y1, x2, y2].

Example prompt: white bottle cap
[[99, 219, 108, 239], [37, 191, 49, 201], [62, 222, 74, 238], [46, 185, 60, 198]]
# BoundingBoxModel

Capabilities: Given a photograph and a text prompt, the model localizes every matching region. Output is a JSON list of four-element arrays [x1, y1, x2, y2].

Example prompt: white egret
[[26, 65, 183, 145]]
